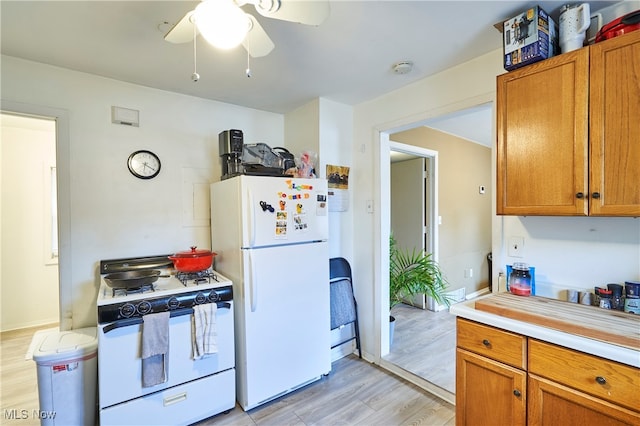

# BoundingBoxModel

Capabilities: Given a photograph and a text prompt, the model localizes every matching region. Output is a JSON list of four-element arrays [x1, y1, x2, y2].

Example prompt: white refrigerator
[[210, 175, 331, 410]]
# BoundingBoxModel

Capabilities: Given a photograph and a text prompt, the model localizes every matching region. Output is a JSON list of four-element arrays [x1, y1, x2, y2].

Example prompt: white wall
[[1, 55, 284, 330], [501, 216, 640, 299], [319, 98, 354, 261], [351, 48, 640, 361], [392, 127, 493, 297], [284, 99, 320, 162], [284, 98, 354, 260], [352, 49, 504, 359], [1, 115, 60, 331], [284, 97, 355, 358]]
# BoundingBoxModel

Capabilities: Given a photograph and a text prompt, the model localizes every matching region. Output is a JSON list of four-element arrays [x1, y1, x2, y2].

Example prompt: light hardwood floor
[[0, 325, 51, 426], [385, 304, 456, 394], [2, 325, 455, 426]]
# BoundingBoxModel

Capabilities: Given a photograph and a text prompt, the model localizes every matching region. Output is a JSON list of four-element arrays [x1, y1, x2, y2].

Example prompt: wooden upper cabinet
[[497, 49, 589, 215], [497, 31, 640, 216], [589, 31, 640, 216]]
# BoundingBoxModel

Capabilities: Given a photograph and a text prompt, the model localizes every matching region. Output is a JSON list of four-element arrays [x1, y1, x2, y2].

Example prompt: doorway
[[1, 102, 70, 332], [1, 113, 60, 331], [389, 145, 437, 309], [377, 102, 494, 404]]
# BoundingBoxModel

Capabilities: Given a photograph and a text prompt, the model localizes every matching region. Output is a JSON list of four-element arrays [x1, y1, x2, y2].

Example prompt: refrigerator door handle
[[249, 251, 257, 312]]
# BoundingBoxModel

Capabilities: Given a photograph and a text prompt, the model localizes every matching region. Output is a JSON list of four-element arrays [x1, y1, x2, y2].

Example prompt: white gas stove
[[97, 254, 236, 425]]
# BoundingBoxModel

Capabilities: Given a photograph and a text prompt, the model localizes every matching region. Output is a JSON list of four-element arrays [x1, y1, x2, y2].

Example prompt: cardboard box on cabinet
[[503, 5, 559, 71]]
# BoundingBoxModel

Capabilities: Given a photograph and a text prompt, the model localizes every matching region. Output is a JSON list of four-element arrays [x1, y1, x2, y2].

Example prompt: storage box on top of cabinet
[[503, 5, 559, 71]]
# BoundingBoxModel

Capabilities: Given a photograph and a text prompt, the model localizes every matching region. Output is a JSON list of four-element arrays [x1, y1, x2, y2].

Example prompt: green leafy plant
[[389, 234, 450, 310]]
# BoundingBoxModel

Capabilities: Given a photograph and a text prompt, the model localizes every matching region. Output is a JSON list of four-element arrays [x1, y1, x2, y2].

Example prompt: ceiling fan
[[164, 0, 330, 58]]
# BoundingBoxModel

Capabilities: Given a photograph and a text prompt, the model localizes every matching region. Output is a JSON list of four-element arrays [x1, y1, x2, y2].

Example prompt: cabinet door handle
[[592, 192, 601, 199], [513, 389, 521, 397], [595, 376, 607, 385], [576, 192, 584, 199], [482, 339, 491, 347]]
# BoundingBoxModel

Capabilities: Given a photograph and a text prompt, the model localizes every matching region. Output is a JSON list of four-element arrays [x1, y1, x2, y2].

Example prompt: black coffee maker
[[219, 129, 244, 179]]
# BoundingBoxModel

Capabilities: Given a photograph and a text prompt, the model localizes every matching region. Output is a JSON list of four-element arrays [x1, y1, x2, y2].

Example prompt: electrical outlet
[[508, 236, 524, 257]]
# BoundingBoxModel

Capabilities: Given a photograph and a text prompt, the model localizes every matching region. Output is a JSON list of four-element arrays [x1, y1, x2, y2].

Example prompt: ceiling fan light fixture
[[194, 0, 250, 49]]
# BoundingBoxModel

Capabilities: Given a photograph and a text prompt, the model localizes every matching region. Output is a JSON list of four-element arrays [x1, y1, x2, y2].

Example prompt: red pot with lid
[[169, 246, 216, 273]]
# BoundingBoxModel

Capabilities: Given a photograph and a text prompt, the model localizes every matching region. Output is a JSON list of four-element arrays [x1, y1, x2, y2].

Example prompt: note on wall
[[327, 164, 349, 212]]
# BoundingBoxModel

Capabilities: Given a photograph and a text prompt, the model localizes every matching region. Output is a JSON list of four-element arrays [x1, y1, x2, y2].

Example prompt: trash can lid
[[32, 327, 98, 363]]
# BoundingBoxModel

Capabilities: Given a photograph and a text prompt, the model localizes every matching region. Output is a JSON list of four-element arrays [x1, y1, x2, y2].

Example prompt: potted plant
[[389, 234, 450, 344]]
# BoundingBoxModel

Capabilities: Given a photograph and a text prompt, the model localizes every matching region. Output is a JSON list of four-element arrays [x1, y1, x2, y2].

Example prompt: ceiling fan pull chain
[[246, 38, 252, 78], [192, 22, 200, 82]]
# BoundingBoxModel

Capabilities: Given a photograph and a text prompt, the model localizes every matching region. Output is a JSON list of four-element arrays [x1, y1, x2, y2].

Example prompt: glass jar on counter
[[598, 288, 612, 309], [607, 283, 624, 311], [509, 262, 532, 296]]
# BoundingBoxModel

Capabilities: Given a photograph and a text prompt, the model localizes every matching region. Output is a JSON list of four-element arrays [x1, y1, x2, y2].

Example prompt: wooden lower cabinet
[[456, 318, 640, 425], [528, 374, 640, 426], [456, 348, 526, 426]]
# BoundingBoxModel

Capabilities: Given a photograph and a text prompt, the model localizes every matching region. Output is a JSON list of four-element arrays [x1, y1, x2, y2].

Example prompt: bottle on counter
[[598, 288, 612, 309], [607, 283, 624, 311], [509, 262, 532, 297], [624, 281, 640, 313]]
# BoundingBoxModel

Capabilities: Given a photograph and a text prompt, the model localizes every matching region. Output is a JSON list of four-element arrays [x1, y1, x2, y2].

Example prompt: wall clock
[[127, 150, 161, 179]]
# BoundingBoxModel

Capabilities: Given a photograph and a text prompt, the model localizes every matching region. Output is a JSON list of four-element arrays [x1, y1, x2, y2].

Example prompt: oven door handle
[[102, 302, 231, 334]]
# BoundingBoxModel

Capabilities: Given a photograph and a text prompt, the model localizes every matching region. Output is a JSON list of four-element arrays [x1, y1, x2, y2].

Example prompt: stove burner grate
[[112, 284, 155, 298], [176, 270, 218, 286]]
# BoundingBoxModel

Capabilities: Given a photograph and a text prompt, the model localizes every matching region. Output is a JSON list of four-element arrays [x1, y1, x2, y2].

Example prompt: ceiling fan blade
[[164, 10, 196, 44], [242, 15, 275, 57], [255, 0, 329, 26]]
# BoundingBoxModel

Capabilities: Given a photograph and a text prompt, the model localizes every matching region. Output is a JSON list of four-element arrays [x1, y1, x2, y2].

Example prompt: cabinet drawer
[[100, 368, 236, 425], [457, 318, 526, 369], [529, 339, 640, 411]]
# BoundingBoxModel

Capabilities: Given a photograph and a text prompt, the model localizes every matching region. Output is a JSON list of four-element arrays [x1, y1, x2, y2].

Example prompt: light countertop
[[450, 294, 640, 368]]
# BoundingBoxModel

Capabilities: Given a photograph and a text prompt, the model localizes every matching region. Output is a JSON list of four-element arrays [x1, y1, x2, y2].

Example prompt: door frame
[[373, 94, 494, 404], [390, 142, 439, 260], [1, 100, 71, 330], [389, 143, 438, 309], [379, 140, 439, 348]]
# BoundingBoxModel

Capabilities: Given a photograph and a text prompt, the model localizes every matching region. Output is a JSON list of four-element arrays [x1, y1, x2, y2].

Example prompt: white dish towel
[[141, 311, 170, 387], [192, 303, 218, 360]]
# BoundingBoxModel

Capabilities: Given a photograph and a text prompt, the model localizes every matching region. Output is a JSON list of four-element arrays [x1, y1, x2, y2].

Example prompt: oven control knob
[[208, 290, 220, 302], [120, 303, 136, 318], [167, 296, 180, 310], [194, 292, 207, 305], [137, 301, 152, 315]]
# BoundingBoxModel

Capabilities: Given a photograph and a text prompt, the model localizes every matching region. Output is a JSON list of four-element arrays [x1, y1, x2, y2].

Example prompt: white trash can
[[31, 327, 98, 426]]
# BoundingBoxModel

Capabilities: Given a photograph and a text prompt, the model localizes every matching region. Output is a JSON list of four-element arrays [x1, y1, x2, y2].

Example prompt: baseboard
[[427, 287, 467, 312], [0, 321, 59, 337], [466, 287, 491, 300]]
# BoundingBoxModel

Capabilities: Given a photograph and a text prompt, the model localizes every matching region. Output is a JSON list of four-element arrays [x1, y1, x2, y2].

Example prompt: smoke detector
[[392, 61, 413, 75]]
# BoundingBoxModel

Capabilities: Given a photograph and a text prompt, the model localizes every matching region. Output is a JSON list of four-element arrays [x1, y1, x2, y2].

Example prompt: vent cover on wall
[[111, 106, 139, 127]]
